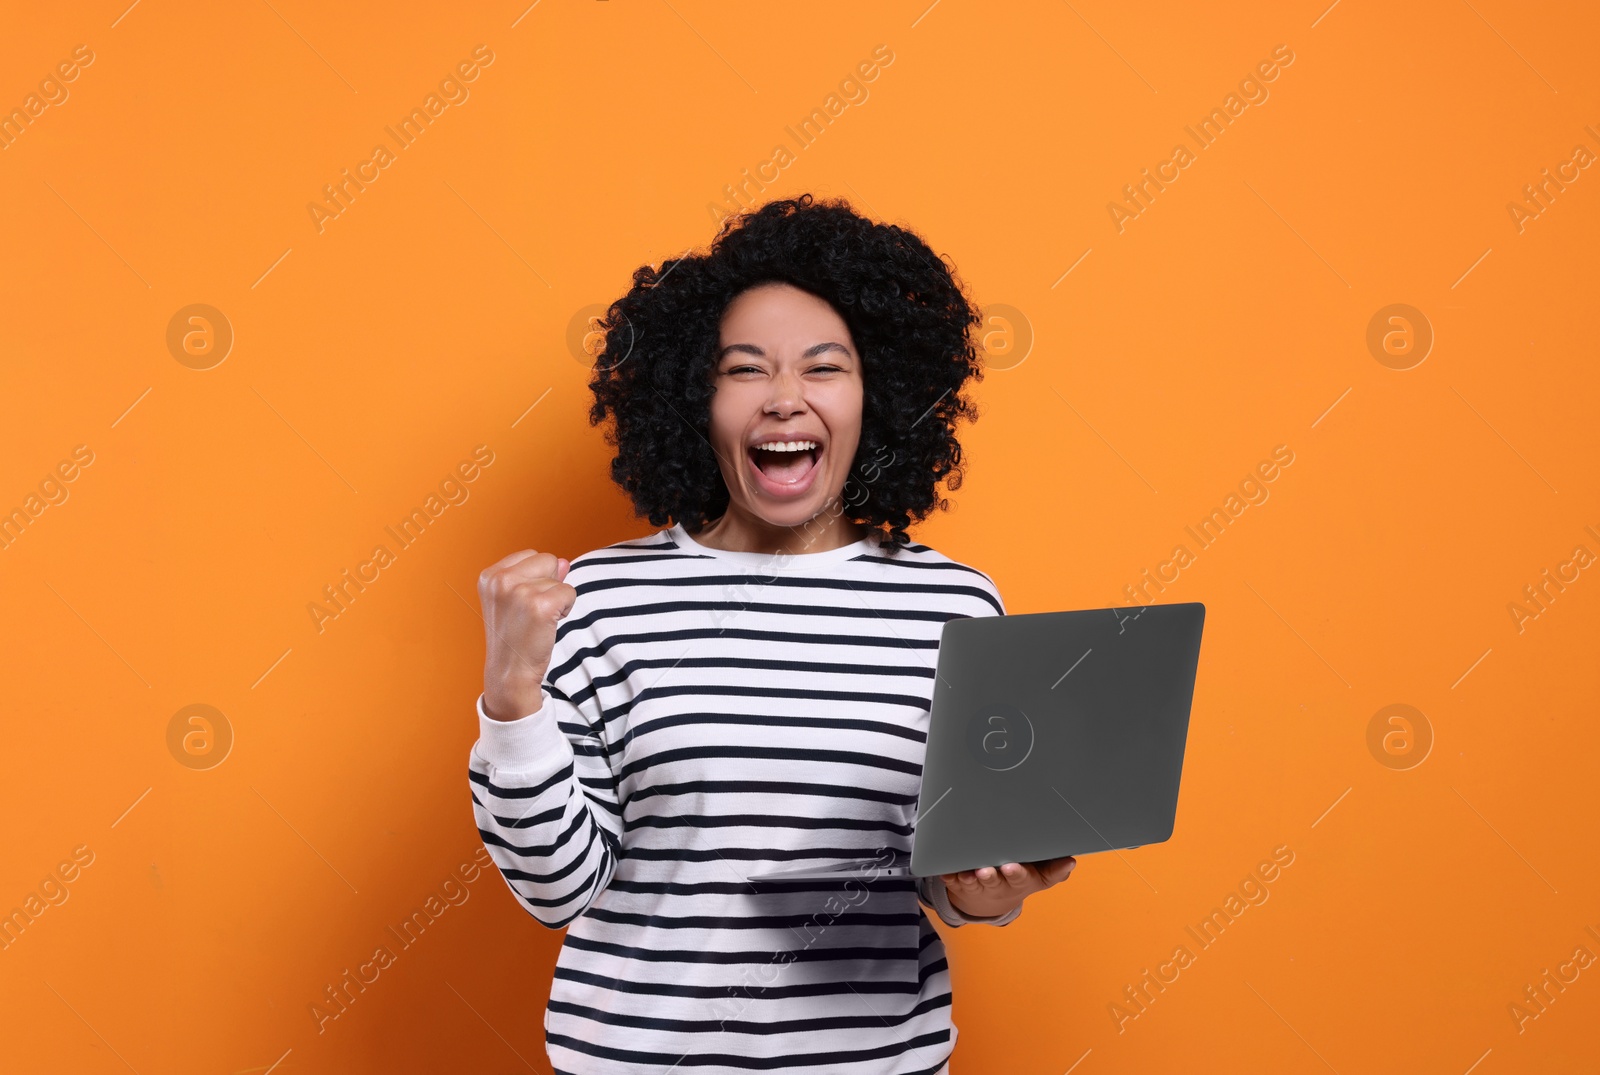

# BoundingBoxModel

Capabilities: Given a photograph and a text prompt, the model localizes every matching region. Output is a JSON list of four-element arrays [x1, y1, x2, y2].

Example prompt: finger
[[512, 577, 576, 617], [1044, 856, 1078, 886], [999, 862, 1029, 888], [495, 552, 566, 586], [482, 554, 569, 601], [481, 548, 549, 577]]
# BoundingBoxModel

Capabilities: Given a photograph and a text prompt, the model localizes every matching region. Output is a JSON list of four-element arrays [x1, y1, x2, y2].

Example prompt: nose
[[765, 365, 806, 416]]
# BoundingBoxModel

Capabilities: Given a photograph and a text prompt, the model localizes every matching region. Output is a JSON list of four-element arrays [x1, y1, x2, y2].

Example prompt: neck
[[692, 506, 868, 556]]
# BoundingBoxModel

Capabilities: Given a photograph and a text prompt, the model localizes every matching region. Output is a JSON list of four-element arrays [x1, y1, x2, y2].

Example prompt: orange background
[[2, 1, 1597, 1071]]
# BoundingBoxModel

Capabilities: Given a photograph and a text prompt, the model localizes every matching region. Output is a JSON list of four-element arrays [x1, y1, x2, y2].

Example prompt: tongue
[[755, 448, 813, 483]]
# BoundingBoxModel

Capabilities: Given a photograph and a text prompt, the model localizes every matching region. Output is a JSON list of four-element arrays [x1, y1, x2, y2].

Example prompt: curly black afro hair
[[586, 193, 988, 551]]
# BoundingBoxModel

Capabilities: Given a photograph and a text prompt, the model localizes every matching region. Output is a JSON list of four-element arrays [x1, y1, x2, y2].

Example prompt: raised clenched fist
[[477, 549, 576, 722]]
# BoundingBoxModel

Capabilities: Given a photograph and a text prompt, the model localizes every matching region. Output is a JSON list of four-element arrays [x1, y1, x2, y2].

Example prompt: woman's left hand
[[940, 856, 1077, 919]]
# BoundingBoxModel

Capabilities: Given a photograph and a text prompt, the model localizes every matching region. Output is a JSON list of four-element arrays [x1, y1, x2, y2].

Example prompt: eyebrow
[[715, 341, 853, 362]]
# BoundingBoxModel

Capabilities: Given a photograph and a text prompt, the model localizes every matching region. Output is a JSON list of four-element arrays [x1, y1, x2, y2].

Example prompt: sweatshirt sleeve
[[913, 564, 1022, 929], [467, 601, 623, 930]]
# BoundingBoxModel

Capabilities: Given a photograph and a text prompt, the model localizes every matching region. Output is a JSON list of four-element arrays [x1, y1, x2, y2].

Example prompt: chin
[[747, 487, 844, 528]]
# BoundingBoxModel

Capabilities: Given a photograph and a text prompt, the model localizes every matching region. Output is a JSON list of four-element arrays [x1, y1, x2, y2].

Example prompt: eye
[[723, 362, 844, 376]]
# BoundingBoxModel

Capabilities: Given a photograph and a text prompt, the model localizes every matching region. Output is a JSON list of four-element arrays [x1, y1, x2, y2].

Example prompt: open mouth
[[747, 441, 822, 489]]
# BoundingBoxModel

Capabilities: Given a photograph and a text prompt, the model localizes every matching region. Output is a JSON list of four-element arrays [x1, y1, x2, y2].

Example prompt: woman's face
[[707, 282, 864, 534]]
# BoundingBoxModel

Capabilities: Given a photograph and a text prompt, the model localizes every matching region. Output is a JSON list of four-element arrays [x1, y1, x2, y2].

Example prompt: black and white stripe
[[469, 522, 1018, 1074]]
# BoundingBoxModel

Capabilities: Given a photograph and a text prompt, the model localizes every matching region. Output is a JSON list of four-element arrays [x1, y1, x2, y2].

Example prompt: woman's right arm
[[467, 550, 624, 929]]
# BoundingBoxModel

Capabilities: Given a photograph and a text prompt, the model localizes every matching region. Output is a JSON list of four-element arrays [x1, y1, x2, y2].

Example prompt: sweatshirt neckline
[[668, 521, 877, 570]]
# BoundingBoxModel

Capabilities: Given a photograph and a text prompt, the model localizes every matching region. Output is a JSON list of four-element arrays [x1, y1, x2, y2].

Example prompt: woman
[[469, 194, 1077, 1074]]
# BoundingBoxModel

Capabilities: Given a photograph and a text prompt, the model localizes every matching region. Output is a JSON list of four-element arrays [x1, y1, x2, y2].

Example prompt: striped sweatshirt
[[468, 521, 1022, 1075]]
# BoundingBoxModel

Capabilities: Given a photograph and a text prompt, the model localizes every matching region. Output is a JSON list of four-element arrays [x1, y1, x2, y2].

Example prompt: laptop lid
[[909, 602, 1205, 878]]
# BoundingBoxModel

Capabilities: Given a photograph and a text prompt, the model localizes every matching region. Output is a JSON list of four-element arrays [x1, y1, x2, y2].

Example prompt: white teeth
[[751, 440, 818, 453]]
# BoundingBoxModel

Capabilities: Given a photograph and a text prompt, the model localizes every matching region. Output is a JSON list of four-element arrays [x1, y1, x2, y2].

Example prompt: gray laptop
[[746, 602, 1206, 882]]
